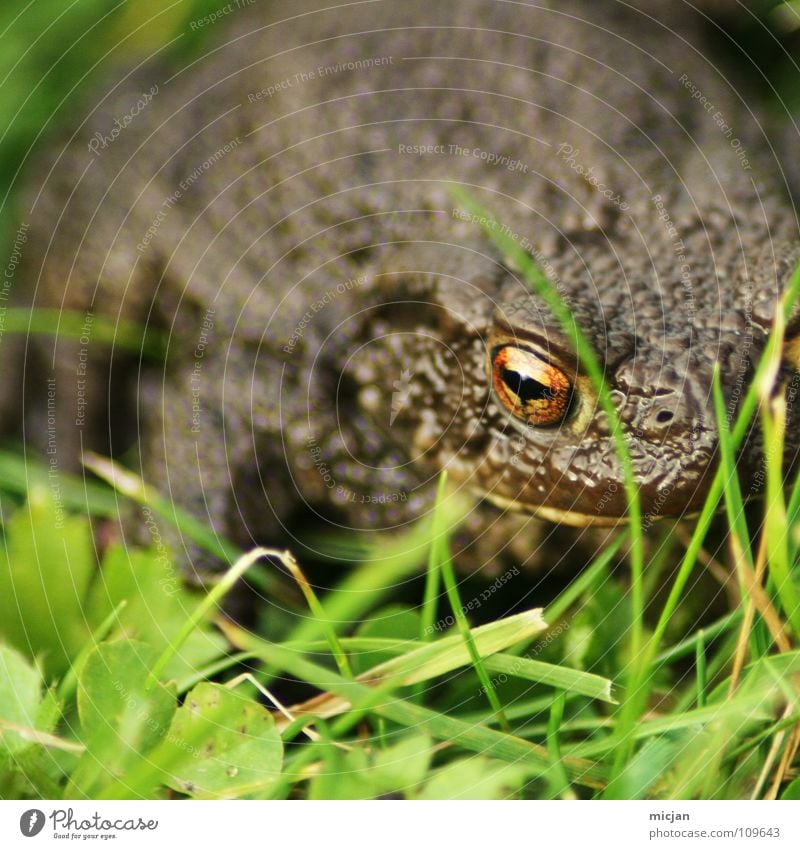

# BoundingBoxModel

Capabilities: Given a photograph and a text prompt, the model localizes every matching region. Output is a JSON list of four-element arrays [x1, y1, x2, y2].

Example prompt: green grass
[[1, 415, 800, 798], [1, 0, 800, 802]]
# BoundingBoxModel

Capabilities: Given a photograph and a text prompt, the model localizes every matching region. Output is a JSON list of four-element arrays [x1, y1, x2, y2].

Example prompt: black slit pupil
[[501, 367, 554, 403]]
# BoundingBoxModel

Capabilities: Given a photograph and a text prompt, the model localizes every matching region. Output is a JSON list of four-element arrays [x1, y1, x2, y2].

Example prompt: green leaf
[[369, 733, 432, 790], [0, 645, 83, 798], [158, 683, 283, 799], [308, 748, 370, 800], [606, 737, 682, 800], [781, 777, 800, 800], [417, 756, 531, 800], [69, 640, 176, 798], [0, 488, 94, 674], [309, 734, 432, 800], [0, 645, 43, 756]]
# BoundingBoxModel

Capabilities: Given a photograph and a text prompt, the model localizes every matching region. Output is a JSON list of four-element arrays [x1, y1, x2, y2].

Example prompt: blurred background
[[0, 0, 795, 291], [0, 0, 798, 302]]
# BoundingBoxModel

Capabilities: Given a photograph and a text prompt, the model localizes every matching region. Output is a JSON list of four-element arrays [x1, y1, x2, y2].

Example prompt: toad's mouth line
[[482, 491, 628, 526], [481, 491, 681, 527]]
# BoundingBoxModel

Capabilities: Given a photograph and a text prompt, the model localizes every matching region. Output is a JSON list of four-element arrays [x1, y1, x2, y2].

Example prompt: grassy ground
[[1, 0, 800, 801]]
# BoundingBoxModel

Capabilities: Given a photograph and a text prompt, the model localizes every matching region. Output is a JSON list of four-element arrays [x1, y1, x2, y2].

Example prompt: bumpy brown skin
[[19, 0, 800, 566]]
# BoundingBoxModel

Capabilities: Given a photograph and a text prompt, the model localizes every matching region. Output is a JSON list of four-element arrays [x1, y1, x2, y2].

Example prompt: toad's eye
[[491, 345, 572, 426]]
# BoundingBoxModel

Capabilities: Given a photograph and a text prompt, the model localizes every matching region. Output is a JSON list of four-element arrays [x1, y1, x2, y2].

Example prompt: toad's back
[[18, 0, 800, 561]]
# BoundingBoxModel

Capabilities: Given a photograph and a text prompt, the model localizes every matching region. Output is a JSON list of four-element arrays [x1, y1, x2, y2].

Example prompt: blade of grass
[[0, 450, 120, 517], [175, 651, 255, 695], [696, 629, 707, 709], [571, 694, 782, 760], [767, 723, 800, 799], [285, 490, 474, 646], [761, 394, 800, 636], [434, 471, 511, 731], [147, 547, 277, 688], [0, 720, 85, 755], [728, 533, 792, 678], [483, 654, 616, 704], [786, 461, 800, 564], [279, 550, 353, 678], [277, 637, 615, 703], [655, 610, 741, 666], [365, 608, 546, 687], [712, 366, 753, 565], [414, 474, 448, 702], [675, 628, 743, 714], [712, 365, 769, 672], [420, 474, 447, 642], [82, 452, 242, 565], [5, 307, 167, 360], [546, 692, 575, 799], [224, 608, 546, 722], [545, 530, 629, 622]]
